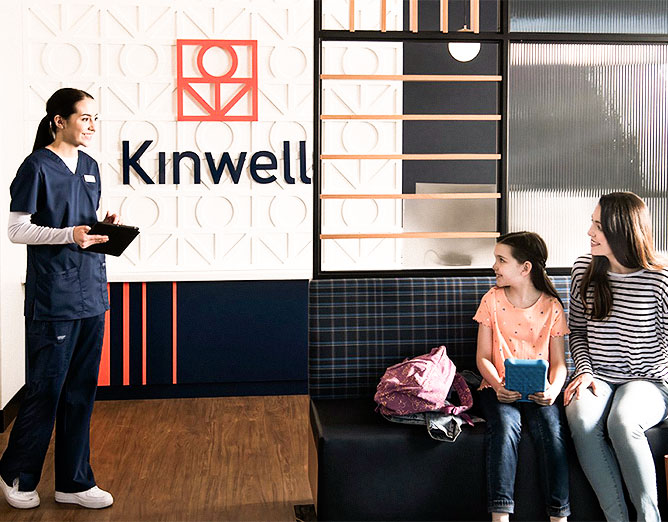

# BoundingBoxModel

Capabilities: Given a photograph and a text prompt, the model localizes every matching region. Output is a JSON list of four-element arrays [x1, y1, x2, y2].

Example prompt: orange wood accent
[[321, 232, 500, 239], [410, 0, 418, 32], [172, 282, 178, 385], [321, 114, 501, 120], [441, 0, 448, 32], [471, 0, 480, 33], [321, 153, 501, 160], [349, 0, 355, 31], [321, 193, 501, 200], [98, 286, 111, 387], [381, 0, 387, 32], [123, 282, 130, 386], [321, 74, 502, 82], [142, 282, 147, 386]]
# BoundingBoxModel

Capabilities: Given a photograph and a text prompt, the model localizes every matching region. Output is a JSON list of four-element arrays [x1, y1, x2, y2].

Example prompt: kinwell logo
[[122, 39, 310, 185], [122, 141, 311, 185], [177, 39, 258, 121]]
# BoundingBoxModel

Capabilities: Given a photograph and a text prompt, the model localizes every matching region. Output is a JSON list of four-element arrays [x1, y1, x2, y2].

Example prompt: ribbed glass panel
[[508, 43, 668, 268], [509, 0, 668, 34]]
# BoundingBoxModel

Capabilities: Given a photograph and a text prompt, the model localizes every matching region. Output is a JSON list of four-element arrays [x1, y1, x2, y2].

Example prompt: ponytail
[[530, 261, 562, 306], [32, 88, 94, 152], [33, 115, 54, 151]]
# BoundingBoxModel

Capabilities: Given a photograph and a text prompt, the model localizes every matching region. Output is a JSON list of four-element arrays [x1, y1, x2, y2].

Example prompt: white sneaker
[[0, 477, 40, 509], [55, 485, 113, 509]]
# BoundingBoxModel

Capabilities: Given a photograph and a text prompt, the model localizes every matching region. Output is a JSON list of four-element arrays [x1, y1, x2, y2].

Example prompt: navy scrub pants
[[0, 313, 105, 493]]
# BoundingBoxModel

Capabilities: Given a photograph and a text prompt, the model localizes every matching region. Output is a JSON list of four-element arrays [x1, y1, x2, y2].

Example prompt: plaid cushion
[[309, 276, 572, 399]]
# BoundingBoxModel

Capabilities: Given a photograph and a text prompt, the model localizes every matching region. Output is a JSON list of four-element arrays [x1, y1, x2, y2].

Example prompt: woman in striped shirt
[[564, 192, 668, 522]]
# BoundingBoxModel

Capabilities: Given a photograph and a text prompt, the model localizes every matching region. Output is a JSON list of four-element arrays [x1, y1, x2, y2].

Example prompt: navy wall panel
[[99, 280, 308, 399], [177, 280, 308, 384]]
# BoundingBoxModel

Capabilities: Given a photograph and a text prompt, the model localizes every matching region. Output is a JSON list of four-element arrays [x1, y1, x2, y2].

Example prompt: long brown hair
[[581, 192, 665, 319], [497, 231, 562, 304]]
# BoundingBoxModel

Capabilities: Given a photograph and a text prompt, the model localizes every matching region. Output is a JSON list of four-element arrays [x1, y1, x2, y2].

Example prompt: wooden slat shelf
[[321, 153, 501, 160], [321, 74, 502, 82], [381, 0, 387, 32], [320, 114, 501, 121], [441, 0, 448, 33], [321, 232, 500, 240], [321, 193, 501, 200]]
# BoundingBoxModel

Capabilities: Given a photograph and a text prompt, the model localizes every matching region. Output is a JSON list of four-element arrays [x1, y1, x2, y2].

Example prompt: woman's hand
[[103, 211, 121, 224], [563, 372, 598, 406], [74, 225, 108, 249], [495, 385, 521, 403], [529, 384, 559, 406]]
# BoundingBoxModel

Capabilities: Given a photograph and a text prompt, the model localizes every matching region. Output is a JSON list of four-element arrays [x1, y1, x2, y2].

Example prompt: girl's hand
[[74, 225, 108, 249], [103, 211, 121, 225], [529, 385, 559, 406], [563, 372, 598, 406], [495, 385, 521, 403]]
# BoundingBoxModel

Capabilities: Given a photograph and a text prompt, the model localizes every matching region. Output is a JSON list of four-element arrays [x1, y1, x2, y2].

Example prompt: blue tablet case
[[504, 359, 548, 402]]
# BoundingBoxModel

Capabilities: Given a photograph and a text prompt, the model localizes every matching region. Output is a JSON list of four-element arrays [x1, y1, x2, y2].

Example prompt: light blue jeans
[[565, 378, 668, 522]]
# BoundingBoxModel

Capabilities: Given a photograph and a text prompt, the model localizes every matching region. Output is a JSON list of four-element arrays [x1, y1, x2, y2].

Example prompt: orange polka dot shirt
[[473, 286, 569, 386]]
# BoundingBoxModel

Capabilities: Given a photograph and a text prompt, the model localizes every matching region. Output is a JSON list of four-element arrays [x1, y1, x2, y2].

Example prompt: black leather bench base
[[310, 398, 668, 521]]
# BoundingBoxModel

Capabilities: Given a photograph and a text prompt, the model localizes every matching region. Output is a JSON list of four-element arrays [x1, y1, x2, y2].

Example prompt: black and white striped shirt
[[570, 255, 668, 383]]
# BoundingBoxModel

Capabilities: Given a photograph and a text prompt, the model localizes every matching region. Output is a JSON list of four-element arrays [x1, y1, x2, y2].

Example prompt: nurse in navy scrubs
[[0, 88, 116, 509]]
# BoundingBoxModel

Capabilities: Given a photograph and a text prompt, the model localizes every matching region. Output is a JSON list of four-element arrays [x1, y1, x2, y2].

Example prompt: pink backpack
[[374, 346, 473, 417]]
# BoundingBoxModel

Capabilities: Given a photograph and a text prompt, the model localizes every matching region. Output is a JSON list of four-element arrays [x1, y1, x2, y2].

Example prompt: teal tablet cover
[[504, 359, 548, 402]]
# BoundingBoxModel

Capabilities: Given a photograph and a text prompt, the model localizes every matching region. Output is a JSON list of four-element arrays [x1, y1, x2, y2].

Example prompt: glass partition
[[508, 43, 668, 267], [509, 0, 668, 34]]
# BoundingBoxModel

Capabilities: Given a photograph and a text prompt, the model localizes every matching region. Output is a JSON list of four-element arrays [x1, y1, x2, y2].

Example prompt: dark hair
[[581, 192, 664, 319], [33, 88, 94, 151], [497, 231, 561, 304]]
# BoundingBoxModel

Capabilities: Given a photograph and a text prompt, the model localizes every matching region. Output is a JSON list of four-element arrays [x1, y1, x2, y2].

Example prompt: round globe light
[[448, 41, 481, 62]]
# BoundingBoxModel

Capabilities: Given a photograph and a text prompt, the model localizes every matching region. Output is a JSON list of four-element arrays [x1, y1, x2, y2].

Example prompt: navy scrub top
[[10, 148, 109, 321]]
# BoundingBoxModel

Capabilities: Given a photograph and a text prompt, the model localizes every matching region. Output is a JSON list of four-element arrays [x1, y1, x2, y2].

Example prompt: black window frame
[[313, 0, 668, 279]]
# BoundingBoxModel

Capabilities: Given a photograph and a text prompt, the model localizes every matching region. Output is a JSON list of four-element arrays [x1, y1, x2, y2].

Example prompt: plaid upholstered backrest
[[308, 276, 572, 399]]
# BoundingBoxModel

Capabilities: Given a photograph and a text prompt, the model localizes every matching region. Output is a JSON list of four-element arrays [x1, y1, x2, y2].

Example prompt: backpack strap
[[442, 373, 473, 416]]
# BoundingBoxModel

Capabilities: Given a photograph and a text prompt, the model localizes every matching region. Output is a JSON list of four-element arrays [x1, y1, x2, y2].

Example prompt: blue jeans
[[479, 388, 571, 517], [566, 378, 668, 522]]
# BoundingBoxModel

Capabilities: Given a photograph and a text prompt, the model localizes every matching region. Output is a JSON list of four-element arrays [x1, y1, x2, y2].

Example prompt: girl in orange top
[[474, 232, 569, 522]]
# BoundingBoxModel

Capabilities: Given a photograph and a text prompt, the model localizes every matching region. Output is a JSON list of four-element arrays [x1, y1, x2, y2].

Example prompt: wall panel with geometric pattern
[[21, 0, 314, 282]]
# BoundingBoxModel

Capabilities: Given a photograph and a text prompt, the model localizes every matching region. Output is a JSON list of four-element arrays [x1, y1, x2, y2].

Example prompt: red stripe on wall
[[123, 282, 130, 386], [98, 284, 111, 387], [173, 282, 177, 384], [142, 282, 147, 385]]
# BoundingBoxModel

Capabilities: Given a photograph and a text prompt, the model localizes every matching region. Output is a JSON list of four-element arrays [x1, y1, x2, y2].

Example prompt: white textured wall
[[0, 2, 28, 408], [20, 0, 314, 282], [1, 0, 315, 407]]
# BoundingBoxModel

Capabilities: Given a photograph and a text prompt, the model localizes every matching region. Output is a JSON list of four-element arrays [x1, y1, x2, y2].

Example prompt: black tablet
[[85, 222, 140, 256]]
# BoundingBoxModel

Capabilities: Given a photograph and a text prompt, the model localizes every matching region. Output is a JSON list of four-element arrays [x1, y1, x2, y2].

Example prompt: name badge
[[83, 174, 96, 183]]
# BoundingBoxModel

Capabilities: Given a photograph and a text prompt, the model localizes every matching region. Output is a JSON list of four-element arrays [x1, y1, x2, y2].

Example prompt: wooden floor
[[0, 395, 313, 521]]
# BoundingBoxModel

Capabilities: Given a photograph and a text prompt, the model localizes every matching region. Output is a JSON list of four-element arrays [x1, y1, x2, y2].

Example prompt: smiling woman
[[565, 192, 668, 522], [0, 88, 119, 511]]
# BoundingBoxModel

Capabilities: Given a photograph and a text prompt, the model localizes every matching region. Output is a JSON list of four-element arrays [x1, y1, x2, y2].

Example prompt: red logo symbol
[[177, 39, 258, 121]]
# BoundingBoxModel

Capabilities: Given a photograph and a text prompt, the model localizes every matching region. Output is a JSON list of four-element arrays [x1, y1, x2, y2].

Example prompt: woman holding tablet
[[0, 88, 116, 509], [565, 192, 668, 522]]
